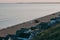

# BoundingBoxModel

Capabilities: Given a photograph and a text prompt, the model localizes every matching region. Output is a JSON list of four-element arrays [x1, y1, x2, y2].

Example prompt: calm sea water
[[0, 3, 60, 29]]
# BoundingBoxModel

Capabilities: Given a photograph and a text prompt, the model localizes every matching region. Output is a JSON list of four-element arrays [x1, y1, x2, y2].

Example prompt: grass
[[32, 23, 60, 40]]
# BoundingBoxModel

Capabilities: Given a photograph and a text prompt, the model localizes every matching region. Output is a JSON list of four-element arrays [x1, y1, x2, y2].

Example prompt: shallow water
[[0, 4, 60, 29]]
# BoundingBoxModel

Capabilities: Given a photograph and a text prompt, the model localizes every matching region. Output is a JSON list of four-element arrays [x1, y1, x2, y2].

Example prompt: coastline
[[0, 12, 60, 37], [1, 2, 60, 4]]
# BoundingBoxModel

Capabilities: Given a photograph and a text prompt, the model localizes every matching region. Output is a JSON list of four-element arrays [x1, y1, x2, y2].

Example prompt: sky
[[0, 0, 60, 3]]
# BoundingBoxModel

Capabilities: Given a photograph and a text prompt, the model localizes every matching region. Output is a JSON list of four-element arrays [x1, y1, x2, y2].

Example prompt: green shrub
[[32, 24, 60, 40]]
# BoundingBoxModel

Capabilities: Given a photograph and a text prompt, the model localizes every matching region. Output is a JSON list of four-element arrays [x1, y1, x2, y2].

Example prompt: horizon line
[[1, 2, 60, 4]]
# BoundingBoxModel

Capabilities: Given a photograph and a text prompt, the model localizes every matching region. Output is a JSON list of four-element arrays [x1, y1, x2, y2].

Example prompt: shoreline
[[0, 12, 60, 37]]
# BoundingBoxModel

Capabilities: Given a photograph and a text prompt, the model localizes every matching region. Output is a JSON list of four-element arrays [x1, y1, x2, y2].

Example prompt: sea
[[0, 3, 60, 29]]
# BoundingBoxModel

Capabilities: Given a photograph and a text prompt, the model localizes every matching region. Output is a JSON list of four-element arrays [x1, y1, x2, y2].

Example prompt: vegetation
[[0, 16, 60, 40], [32, 24, 60, 40], [30, 27, 37, 30]]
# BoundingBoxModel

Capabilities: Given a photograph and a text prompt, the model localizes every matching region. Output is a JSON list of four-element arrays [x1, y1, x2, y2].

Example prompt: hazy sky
[[0, 0, 60, 3]]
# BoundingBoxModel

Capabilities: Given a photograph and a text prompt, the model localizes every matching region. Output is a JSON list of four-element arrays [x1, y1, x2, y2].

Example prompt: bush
[[0, 37, 4, 40], [32, 24, 60, 40]]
